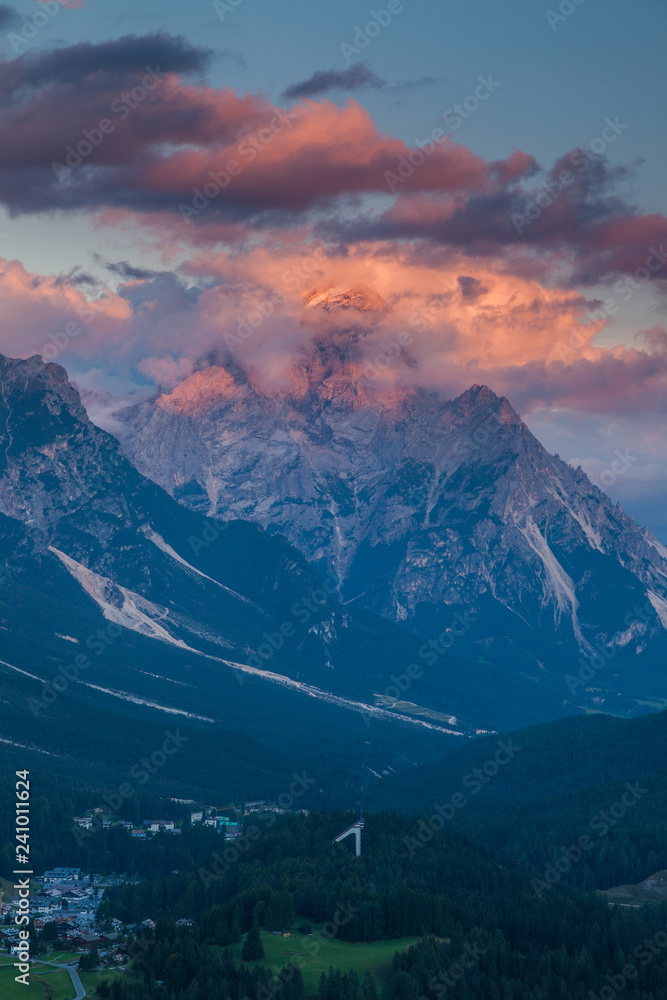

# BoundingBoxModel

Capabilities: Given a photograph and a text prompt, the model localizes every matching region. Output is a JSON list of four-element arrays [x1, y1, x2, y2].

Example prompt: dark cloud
[[326, 153, 667, 287], [219, 48, 247, 69], [394, 76, 439, 89], [282, 62, 386, 99], [457, 276, 488, 301], [0, 32, 211, 95], [94, 255, 159, 280], [0, 4, 17, 28], [0, 33, 664, 293]]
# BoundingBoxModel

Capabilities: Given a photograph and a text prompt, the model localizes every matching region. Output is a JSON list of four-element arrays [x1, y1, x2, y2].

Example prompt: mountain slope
[[1, 352, 498, 799], [111, 344, 667, 716], [375, 708, 667, 892]]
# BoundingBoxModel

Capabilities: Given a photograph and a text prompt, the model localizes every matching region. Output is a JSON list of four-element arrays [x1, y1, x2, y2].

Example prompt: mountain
[[110, 336, 667, 719], [0, 351, 493, 802], [375, 708, 667, 892]]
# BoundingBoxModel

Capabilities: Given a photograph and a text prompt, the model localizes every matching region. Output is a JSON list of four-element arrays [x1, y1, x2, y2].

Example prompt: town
[[0, 804, 249, 968]]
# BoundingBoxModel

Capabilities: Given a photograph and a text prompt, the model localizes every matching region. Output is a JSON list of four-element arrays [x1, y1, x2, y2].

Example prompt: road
[[32, 959, 86, 999]]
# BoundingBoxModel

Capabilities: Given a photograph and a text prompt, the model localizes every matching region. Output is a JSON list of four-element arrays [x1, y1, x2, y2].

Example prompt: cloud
[[0, 32, 210, 94], [0, 43, 500, 223], [219, 48, 247, 69], [93, 254, 159, 280], [282, 62, 386, 99], [329, 151, 667, 288], [0, 256, 130, 363], [0, 4, 17, 27], [0, 32, 663, 296]]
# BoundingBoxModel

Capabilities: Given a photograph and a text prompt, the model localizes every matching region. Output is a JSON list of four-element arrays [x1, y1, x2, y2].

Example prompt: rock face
[[2, 351, 496, 793], [115, 351, 667, 690], [4, 349, 667, 736]]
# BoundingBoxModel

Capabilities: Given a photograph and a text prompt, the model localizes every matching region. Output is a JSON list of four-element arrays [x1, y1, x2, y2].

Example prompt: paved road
[[33, 959, 86, 999]]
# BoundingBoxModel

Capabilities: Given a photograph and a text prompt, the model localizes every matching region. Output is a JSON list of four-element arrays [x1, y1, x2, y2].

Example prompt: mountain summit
[[112, 362, 667, 716]]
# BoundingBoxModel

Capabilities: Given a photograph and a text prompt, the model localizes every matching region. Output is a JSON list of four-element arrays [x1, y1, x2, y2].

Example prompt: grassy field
[[79, 967, 130, 993], [229, 929, 420, 993], [0, 875, 39, 902], [41, 951, 83, 965], [0, 966, 76, 1000]]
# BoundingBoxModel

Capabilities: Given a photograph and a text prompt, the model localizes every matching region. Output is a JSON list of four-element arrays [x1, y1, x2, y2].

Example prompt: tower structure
[[333, 816, 364, 856]]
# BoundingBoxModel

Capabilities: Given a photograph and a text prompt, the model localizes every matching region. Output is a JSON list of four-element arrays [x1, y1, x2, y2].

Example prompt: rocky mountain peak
[[112, 357, 667, 698]]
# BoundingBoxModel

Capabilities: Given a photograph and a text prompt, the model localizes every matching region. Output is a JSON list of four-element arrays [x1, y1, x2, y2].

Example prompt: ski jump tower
[[333, 816, 364, 857]]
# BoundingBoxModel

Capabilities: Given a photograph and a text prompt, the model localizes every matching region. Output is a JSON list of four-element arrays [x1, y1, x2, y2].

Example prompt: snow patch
[[648, 591, 667, 631], [647, 535, 667, 563], [569, 511, 603, 552], [79, 681, 216, 721], [141, 525, 255, 605], [518, 517, 587, 647], [49, 547, 190, 650], [0, 735, 65, 757], [547, 488, 603, 552], [214, 655, 465, 736], [0, 659, 44, 682]]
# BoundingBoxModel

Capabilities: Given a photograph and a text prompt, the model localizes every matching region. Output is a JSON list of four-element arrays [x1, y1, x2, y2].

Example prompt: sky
[[0, 0, 666, 536]]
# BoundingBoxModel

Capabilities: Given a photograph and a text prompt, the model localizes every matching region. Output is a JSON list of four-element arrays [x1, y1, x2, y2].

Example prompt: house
[[73, 817, 93, 829], [33, 900, 61, 915], [43, 868, 82, 884], [144, 820, 175, 833], [72, 932, 104, 948]]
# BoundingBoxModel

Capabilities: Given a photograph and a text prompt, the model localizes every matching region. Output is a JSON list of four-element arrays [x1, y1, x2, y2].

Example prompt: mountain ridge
[[108, 358, 667, 717]]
